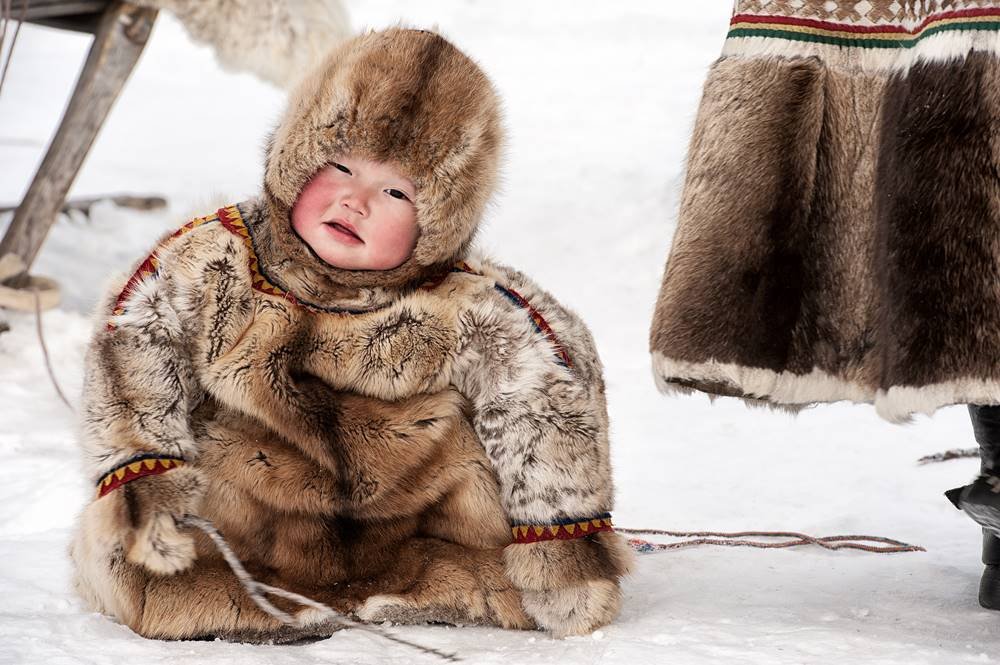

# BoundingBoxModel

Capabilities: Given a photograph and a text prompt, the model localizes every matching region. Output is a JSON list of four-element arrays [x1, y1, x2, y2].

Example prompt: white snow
[[1, 1, 998, 663]]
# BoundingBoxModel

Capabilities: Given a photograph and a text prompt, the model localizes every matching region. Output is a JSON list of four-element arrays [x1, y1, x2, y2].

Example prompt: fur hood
[[258, 28, 503, 304]]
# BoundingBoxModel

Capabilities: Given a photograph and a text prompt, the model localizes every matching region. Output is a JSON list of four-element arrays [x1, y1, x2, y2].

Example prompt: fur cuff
[[506, 534, 633, 636], [503, 531, 634, 592], [521, 580, 622, 637]]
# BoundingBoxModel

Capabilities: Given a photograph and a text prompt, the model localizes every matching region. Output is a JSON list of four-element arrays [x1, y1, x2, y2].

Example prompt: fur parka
[[650, 1, 1000, 422], [71, 29, 631, 642]]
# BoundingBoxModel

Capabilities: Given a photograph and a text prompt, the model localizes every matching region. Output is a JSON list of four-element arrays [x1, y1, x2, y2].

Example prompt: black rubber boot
[[947, 407, 1000, 528], [970, 405, 1000, 472], [968, 405, 1000, 610], [948, 474, 1000, 533], [981, 531, 1000, 610]]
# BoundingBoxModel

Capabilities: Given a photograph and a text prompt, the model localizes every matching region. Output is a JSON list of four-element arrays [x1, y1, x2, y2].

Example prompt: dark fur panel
[[354, 305, 458, 393], [875, 53, 1000, 388], [194, 236, 255, 366], [650, 56, 827, 371], [785, 65, 888, 382]]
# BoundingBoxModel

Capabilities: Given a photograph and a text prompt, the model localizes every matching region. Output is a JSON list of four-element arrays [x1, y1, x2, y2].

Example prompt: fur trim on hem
[[876, 380, 1000, 424], [652, 352, 1000, 423], [651, 351, 871, 406]]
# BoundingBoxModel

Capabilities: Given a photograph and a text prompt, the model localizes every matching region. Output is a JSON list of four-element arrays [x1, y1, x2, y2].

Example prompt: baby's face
[[291, 156, 418, 271]]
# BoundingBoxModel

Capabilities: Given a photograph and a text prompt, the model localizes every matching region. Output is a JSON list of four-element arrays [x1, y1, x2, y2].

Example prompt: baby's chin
[[312, 243, 412, 272]]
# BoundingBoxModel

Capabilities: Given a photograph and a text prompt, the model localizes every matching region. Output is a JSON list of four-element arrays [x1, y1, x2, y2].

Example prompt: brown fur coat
[[650, 1, 1000, 422], [71, 29, 631, 642]]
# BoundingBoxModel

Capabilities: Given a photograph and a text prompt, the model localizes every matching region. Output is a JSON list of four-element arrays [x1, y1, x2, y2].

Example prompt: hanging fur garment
[[650, 1, 1000, 422], [131, 0, 352, 89]]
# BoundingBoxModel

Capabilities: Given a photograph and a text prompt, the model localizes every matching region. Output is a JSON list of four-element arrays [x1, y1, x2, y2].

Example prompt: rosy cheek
[[377, 215, 418, 268], [292, 173, 338, 227]]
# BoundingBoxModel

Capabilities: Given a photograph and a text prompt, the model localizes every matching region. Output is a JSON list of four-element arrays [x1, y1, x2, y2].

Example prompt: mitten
[[95, 458, 206, 575], [503, 530, 634, 637]]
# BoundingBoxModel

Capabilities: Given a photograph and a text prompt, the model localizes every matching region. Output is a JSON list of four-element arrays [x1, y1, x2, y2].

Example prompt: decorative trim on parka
[[511, 513, 614, 544], [107, 212, 220, 330], [108, 206, 574, 369], [95, 454, 186, 499], [216, 204, 301, 304], [451, 261, 573, 368], [728, 7, 1000, 49]]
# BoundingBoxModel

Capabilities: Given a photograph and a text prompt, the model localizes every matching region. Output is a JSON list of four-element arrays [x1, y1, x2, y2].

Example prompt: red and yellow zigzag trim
[[512, 513, 613, 544], [107, 212, 219, 330], [96, 455, 186, 499], [108, 205, 328, 323], [729, 7, 1000, 48], [215, 205, 307, 307]]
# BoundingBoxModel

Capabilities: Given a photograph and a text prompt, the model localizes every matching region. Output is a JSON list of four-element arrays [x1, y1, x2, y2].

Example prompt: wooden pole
[[0, 1, 157, 285]]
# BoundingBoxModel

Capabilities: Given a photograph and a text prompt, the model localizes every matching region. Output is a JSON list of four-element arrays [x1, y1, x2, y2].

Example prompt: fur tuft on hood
[[260, 27, 503, 296]]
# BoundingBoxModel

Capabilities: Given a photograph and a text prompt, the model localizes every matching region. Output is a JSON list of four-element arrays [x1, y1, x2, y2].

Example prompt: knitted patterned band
[[96, 454, 186, 499], [511, 513, 613, 544], [728, 7, 1000, 49]]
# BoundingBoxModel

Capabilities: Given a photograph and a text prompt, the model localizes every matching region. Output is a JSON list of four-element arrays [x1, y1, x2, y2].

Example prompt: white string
[[177, 515, 461, 662], [33, 288, 74, 411]]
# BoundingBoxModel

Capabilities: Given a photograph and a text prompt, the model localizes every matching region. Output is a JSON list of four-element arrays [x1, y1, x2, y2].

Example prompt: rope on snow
[[620, 528, 924, 554], [917, 448, 979, 465], [33, 287, 74, 412]]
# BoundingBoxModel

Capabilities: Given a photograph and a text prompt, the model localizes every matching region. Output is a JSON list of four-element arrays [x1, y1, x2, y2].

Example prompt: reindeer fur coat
[[650, 1, 1000, 422], [71, 29, 631, 643]]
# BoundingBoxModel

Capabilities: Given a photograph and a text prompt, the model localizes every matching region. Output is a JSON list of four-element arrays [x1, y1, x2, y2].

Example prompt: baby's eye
[[332, 162, 352, 175], [385, 188, 410, 201]]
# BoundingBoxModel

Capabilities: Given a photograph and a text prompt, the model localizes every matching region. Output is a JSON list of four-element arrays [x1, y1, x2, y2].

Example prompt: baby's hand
[[107, 466, 207, 575], [503, 531, 634, 637]]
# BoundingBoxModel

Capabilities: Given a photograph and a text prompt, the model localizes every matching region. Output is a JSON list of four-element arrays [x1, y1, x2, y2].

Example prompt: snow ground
[[1, 2, 998, 663]]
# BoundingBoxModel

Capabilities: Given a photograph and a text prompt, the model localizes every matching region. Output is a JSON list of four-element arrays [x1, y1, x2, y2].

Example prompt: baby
[[70, 28, 631, 642]]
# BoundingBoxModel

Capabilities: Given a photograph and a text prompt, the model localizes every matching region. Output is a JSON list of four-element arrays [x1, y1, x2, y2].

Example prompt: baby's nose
[[341, 195, 368, 216]]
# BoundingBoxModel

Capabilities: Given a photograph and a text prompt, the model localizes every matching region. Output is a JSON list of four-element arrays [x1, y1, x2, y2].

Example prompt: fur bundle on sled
[[132, 0, 352, 88]]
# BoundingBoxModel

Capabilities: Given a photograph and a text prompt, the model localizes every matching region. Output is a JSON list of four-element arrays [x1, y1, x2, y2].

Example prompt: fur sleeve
[[453, 260, 615, 528], [78, 235, 208, 485]]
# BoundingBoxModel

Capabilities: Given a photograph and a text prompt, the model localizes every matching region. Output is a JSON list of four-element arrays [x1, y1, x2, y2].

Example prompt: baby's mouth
[[323, 220, 364, 244]]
